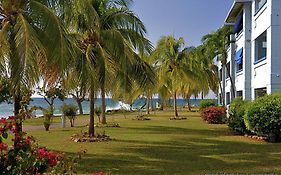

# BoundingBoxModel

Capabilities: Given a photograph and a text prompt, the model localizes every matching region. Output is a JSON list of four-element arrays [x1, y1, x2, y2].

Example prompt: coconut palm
[[0, 0, 72, 133], [153, 36, 197, 117], [202, 26, 232, 105], [64, 0, 154, 136]]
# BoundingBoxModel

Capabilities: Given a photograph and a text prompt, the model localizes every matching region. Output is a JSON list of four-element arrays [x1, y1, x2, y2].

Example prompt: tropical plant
[[153, 36, 197, 117], [199, 99, 217, 110], [61, 104, 78, 127], [228, 97, 249, 134], [63, 0, 154, 136], [202, 26, 232, 105], [0, 117, 82, 174], [244, 94, 281, 142], [200, 106, 226, 124], [0, 0, 72, 133]]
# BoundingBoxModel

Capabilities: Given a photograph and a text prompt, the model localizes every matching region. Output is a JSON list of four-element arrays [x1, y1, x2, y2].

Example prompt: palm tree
[[153, 36, 197, 117], [64, 0, 153, 136], [0, 0, 72, 133], [202, 26, 232, 105]]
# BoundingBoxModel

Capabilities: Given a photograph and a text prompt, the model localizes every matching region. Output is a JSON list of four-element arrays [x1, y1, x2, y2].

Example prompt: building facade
[[217, 0, 281, 105]]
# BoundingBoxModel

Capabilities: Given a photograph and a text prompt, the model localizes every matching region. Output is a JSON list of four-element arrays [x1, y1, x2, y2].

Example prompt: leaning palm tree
[[202, 26, 232, 105], [0, 0, 72, 133], [153, 36, 197, 117], [63, 0, 154, 136]]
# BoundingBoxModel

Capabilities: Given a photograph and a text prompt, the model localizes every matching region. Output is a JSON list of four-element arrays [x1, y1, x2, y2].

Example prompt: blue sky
[[132, 0, 233, 47]]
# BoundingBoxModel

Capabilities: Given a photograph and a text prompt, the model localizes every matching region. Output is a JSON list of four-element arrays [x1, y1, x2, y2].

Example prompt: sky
[[132, 0, 233, 47]]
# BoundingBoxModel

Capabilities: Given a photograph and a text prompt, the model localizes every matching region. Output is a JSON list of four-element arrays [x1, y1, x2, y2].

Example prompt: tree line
[[0, 0, 230, 137]]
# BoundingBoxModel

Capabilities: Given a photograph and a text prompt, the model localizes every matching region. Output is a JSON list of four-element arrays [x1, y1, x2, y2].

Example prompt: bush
[[228, 97, 250, 134], [199, 99, 217, 110], [244, 93, 281, 142], [61, 104, 78, 127], [200, 106, 226, 124], [0, 117, 81, 174]]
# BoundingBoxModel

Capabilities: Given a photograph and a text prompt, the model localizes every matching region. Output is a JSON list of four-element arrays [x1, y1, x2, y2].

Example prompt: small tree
[[61, 104, 78, 127]]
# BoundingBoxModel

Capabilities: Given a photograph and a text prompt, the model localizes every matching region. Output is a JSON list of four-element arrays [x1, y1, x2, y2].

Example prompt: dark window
[[236, 63, 243, 72], [255, 31, 267, 63], [237, 91, 243, 97], [226, 62, 230, 79], [254, 87, 267, 98], [255, 0, 267, 13], [226, 92, 230, 105]]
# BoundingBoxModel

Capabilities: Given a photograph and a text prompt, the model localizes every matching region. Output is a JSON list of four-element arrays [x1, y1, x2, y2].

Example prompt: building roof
[[225, 0, 252, 24]]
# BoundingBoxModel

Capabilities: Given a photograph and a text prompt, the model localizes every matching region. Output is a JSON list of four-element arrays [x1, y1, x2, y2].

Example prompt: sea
[[0, 98, 202, 117]]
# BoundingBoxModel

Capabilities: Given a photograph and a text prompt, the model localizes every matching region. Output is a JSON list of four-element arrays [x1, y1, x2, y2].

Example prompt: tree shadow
[[73, 125, 281, 174]]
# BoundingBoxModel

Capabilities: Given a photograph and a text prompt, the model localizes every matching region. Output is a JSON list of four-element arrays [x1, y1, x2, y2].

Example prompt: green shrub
[[200, 106, 226, 124], [61, 104, 78, 127], [244, 93, 281, 142], [199, 99, 217, 110], [228, 97, 250, 135]]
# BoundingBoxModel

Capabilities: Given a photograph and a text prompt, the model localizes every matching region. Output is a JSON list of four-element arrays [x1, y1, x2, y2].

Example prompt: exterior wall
[[251, 0, 271, 99], [269, 0, 281, 93], [219, 0, 281, 104]]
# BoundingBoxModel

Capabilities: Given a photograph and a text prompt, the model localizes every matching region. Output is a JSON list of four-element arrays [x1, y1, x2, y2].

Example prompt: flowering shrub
[[0, 116, 82, 174], [200, 106, 226, 124]]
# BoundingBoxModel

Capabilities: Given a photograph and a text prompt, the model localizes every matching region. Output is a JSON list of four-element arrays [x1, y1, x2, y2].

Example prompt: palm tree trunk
[[88, 88, 95, 137], [187, 97, 191, 111], [14, 92, 22, 134], [146, 96, 150, 115], [173, 92, 178, 117], [101, 84, 107, 124]]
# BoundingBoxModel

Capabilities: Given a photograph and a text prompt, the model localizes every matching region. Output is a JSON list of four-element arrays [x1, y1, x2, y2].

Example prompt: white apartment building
[[217, 0, 281, 105]]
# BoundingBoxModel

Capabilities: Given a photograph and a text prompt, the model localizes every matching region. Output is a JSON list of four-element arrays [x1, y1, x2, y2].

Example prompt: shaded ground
[[25, 110, 281, 175]]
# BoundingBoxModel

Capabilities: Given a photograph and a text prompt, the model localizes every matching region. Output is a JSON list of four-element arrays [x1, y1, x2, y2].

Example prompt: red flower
[[0, 127, 4, 133], [0, 142, 8, 151], [8, 116, 16, 120], [0, 118, 7, 125]]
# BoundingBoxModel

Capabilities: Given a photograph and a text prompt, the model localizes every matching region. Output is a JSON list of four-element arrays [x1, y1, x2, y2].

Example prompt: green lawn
[[25, 110, 281, 175]]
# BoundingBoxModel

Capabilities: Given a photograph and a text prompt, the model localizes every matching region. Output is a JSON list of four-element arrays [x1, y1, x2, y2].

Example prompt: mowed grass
[[25, 110, 281, 175]]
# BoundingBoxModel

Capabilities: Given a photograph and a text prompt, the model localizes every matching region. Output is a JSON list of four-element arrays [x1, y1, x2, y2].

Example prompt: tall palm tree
[[202, 26, 232, 105], [153, 36, 197, 117], [0, 0, 72, 133], [64, 0, 154, 136]]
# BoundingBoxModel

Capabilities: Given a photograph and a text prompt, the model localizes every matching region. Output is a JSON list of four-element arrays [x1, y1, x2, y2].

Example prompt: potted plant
[[61, 104, 78, 127]]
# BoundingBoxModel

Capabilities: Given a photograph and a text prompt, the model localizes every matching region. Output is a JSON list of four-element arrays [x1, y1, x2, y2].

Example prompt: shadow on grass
[[74, 125, 281, 175]]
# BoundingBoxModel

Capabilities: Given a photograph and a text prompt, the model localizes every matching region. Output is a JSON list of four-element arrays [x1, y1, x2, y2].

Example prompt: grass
[[24, 110, 281, 175]]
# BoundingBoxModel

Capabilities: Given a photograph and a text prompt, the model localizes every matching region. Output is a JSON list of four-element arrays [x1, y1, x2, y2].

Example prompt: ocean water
[[0, 98, 201, 117]]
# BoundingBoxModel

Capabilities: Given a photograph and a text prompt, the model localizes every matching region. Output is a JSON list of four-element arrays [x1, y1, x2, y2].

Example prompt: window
[[255, 0, 267, 13], [237, 91, 243, 97], [219, 93, 222, 105], [254, 87, 267, 98], [226, 92, 230, 105], [226, 62, 230, 79], [255, 31, 267, 63], [235, 48, 243, 72]]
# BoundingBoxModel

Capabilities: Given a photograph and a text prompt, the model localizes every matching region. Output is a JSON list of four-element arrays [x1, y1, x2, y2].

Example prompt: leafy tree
[[153, 36, 197, 117], [0, 0, 72, 133], [63, 0, 154, 136]]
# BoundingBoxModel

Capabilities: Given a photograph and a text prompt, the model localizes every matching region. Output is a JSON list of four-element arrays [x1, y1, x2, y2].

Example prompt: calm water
[[0, 98, 201, 117]]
